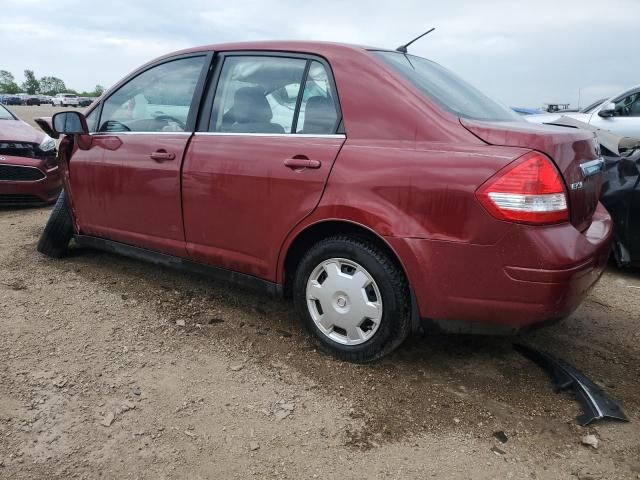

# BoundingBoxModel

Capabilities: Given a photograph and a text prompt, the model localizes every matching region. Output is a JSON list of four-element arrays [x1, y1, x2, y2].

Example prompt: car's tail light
[[475, 151, 569, 225]]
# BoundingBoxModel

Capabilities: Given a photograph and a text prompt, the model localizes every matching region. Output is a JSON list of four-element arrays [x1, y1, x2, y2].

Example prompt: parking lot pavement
[[1, 197, 639, 477], [8, 105, 81, 129]]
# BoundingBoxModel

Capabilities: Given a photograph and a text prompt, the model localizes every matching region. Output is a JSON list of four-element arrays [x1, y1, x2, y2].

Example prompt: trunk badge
[[571, 181, 584, 190], [580, 158, 605, 178]]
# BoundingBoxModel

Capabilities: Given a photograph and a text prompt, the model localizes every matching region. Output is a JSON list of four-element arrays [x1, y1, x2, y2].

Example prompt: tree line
[[0, 69, 104, 97]]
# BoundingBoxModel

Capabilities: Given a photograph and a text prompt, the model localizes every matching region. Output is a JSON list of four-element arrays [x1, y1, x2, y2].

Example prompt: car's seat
[[300, 96, 337, 134], [226, 87, 284, 134]]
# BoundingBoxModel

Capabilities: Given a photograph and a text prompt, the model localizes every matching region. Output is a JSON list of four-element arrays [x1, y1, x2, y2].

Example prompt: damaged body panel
[[601, 149, 640, 265], [515, 344, 629, 426], [536, 116, 640, 266]]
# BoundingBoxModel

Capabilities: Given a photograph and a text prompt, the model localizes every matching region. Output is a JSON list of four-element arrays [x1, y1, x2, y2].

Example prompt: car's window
[[210, 56, 307, 134], [581, 98, 605, 113], [373, 51, 520, 122], [0, 105, 15, 120], [295, 61, 339, 134], [98, 56, 205, 133], [85, 107, 99, 132], [613, 91, 640, 117]]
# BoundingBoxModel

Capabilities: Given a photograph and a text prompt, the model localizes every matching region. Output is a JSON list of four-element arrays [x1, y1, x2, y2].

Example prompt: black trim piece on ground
[[73, 235, 283, 297], [514, 344, 629, 426]]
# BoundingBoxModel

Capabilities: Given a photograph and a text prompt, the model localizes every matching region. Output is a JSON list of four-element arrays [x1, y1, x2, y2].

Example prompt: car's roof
[[166, 40, 391, 59]]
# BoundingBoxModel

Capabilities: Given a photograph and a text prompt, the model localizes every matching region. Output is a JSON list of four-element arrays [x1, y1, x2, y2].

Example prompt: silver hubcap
[[306, 258, 383, 346]]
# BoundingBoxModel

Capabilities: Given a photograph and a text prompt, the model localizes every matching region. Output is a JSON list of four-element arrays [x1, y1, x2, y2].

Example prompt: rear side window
[[295, 61, 339, 134], [98, 56, 206, 133], [374, 51, 520, 122], [209, 55, 340, 135]]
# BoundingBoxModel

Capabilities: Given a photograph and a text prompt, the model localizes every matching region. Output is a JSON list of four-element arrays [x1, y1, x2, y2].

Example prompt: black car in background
[[25, 95, 41, 106], [78, 97, 95, 107], [0, 94, 21, 105]]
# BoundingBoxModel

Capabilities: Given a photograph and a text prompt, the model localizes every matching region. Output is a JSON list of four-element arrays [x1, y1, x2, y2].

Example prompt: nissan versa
[[36, 41, 611, 362]]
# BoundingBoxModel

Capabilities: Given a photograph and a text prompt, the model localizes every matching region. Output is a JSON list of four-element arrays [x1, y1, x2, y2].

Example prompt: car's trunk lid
[[461, 118, 603, 231]]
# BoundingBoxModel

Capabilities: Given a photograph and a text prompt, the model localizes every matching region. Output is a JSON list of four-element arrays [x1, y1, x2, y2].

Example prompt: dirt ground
[[1, 107, 639, 479]]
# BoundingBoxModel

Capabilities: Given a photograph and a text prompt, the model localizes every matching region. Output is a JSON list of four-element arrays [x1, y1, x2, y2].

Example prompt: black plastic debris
[[493, 431, 508, 444], [514, 344, 629, 426]]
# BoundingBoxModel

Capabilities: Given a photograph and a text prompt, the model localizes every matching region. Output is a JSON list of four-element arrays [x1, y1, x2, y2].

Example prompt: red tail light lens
[[476, 151, 569, 225]]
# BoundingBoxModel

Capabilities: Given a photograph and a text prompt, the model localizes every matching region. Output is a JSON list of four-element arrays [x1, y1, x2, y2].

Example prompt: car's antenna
[[396, 27, 435, 53]]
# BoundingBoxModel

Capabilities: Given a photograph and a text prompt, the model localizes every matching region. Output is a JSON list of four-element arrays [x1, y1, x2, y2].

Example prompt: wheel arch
[[279, 219, 410, 298]]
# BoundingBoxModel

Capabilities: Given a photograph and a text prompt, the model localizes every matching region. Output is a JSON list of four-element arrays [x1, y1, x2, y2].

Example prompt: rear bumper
[[387, 202, 612, 332], [0, 166, 62, 206]]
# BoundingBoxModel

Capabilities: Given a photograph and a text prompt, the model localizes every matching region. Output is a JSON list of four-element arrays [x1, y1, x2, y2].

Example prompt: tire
[[37, 191, 74, 258], [293, 236, 411, 362]]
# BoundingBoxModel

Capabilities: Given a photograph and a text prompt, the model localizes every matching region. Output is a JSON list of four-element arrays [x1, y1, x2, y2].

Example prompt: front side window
[[85, 107, 99, 133], [99, 56, 205, 133], [374, 51, 520, 122], [613, 91, 640, 117], [210, 56, 307, 134]]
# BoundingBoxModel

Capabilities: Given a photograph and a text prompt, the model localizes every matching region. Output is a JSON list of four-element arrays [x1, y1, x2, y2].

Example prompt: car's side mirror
[[52, 111, 89, 135], [598, 102, 616, 118]]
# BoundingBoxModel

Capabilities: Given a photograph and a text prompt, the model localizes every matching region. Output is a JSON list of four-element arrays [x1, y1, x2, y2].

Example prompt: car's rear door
[[182, 53, 345, 280], [69, 54, 210, 257]]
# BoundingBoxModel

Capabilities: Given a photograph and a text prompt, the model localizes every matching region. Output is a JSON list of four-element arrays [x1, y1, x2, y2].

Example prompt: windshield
[[581, 98, 605, 113], [0, 104, 15, 120], [374, 51, 520, 122]]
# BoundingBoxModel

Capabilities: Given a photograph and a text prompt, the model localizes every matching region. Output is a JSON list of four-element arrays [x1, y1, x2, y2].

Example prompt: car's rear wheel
[[293, 236, 411, 362], [37, 191, 74, 258]]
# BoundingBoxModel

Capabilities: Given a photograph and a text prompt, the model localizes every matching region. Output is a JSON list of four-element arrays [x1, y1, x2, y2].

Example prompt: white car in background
[[52, 93, 80, 107], [526, 85, 640, 139]]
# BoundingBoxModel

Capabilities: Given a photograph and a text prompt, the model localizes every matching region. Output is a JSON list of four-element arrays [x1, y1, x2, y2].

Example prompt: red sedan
[[37, 41, 611, 361], [0, 104, 61, 206]]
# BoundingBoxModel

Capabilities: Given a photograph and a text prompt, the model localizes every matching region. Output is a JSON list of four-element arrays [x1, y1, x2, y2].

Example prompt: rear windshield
[[374, 51, 520, 122]]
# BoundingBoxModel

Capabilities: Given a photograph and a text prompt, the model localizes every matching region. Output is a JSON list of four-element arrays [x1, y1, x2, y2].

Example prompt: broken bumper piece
[[514, 344, 629, 426]]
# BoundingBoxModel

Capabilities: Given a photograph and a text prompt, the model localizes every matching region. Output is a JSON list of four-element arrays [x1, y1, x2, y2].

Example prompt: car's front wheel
[[293, 236, 411, 362]]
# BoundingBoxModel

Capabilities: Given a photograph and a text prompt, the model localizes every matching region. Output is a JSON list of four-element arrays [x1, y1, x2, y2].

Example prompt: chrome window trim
[[193, 132, 346, 139], [0, 164, 46, 182], [88, 131, 346, 139], [90, 131, 192, 136]]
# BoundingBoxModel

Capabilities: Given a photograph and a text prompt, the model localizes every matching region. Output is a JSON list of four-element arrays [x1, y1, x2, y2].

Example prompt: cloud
[[1, 0, 638, 107]]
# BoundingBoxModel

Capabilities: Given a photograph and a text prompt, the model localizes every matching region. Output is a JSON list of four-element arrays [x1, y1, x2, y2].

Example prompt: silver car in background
[[526, 84, 640, 139]]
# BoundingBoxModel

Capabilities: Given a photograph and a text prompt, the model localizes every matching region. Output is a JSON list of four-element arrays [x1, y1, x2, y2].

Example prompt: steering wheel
[[154, 114, 186, 131]]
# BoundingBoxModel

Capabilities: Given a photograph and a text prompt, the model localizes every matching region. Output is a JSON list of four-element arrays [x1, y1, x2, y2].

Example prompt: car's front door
[[182, 54, 345, 280], [70, 54, 209, 257]]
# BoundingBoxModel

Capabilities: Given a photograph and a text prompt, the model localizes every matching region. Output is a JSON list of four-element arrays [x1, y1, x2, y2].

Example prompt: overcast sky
[[2, 0, 638, 108]]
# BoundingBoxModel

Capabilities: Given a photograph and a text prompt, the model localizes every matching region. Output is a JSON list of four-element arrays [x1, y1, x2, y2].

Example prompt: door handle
[[150, 150, 176, 162], [284, 155, 321, 169]]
